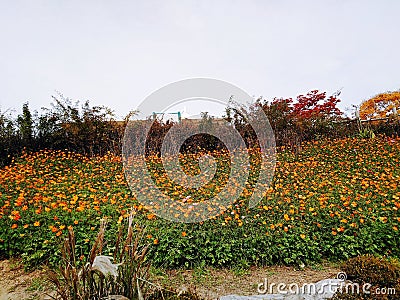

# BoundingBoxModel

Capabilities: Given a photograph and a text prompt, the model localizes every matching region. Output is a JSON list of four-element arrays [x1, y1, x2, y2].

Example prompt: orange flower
[[11, 224, 18, 229], [147, 213, 156, 220], [10, 210, 21, 221], [56, 231, 62, 237], [181, 231, 187, 237], [300, 234, 306, 239], [153, 239, 159, 245], [33, 221, 40, 227]]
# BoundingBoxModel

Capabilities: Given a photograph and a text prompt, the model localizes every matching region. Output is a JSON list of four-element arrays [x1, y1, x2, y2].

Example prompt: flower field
[[0, 137, 399, 269]]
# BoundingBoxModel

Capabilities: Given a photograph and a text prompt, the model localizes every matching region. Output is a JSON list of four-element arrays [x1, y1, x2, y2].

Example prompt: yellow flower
[[34, 221, 40, 227]]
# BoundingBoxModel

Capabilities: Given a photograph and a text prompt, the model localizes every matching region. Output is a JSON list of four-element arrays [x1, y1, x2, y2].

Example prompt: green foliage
[[357, 128, 376, 139]]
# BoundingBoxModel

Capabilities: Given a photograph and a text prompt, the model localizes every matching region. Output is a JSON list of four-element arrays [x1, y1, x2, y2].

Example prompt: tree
[[17, 102, 33, 145], [261, 90, 343, 144], [292, 90, 342, 119], [359, 90, 400, 120]]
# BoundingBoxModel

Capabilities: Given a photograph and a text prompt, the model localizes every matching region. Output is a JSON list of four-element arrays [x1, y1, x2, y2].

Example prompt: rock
[[312, 279, 342, 299]]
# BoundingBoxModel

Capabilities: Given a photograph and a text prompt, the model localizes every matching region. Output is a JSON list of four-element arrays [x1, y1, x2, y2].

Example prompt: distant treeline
[[1, 90, 399, 167]]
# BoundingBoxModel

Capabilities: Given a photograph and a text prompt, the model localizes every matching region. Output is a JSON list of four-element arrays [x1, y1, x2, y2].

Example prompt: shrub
[[333, 255, 400, 300], [47, 214, 153, 300], [341, 255, 400, 287], [47, 212, 204, 300]]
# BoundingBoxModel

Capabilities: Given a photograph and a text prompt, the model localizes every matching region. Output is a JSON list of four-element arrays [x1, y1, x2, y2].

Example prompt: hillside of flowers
[[0, 136, 399, 268]]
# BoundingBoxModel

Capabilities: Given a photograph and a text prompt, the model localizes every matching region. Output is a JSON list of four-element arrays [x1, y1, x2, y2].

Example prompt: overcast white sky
[[1, 0, 399, 119]]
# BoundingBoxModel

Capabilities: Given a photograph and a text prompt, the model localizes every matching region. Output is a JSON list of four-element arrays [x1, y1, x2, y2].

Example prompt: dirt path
[[0, 259, 49, 300], [0, 259, 340, 300], [153, 263, 341, 299]]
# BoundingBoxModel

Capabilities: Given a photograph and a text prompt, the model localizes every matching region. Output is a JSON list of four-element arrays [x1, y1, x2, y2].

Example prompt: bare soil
[[0, 259, 340, 300], [0, 259, 50, 300], [152, 263, 341, 299]]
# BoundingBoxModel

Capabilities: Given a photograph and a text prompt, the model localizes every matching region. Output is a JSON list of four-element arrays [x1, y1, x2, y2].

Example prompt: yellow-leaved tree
[[359, 91, 400, 120]]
